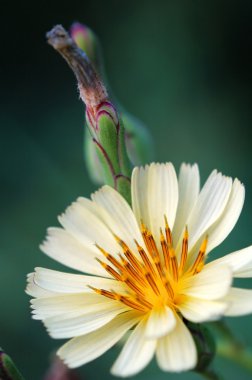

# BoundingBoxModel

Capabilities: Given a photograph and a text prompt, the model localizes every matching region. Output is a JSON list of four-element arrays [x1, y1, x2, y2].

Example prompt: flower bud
[[0, 348, 25, 380], [70, 22, 154, 174], [70, 22, 98, 66], [47, 25, 131, 204]]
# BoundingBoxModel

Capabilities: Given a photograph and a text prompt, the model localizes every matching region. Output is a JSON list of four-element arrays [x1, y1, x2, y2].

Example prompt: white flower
[[26, 163, 252, 377]]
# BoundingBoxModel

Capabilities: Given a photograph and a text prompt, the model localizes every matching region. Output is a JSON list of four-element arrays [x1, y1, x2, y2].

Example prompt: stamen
[[160, 228, 170, 269], [95, 244, 124, 272], [161, 274, 174, 298], [119, 255, 146, 285], [164, 215, 172, 246], [190, 235, 208, 274], [123, 277, 145, 295], [135, 240, 156, 277], [170, 254, 179, 282], [136, 295, 153, 309], [141, 223, 159, 259], [122, 249, 143, 273], [179, 226, 188, 274], [88, 286, 116, 300], [96, 258, 121, 281], [115, 295, 147, 312], [144, 271, 160, 295]]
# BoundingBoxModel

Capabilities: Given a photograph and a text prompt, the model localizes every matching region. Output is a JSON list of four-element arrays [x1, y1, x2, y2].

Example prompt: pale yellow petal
[[156, 316, 197, 372], [182, 264, 232, 300], [206, 179, 245, 253], [91, 185, 144, 252], [132, 163, 178, 242], [31, 293, 111, 320], [178, 297, 227, 322], [58, 310, 141, 368], [145, 306, 176, 339], [32, 267, 125, 294], [209, 245, 252, 278], [58, 197, 119, 254], [44, 302, 129, 338], [185, 170, 232, 255], [111, 317, 156, 377], [224, 288, 252, 316], [172, 163, 200, 246], [40, 227, 108, 277], [147, 163, 178, 241]]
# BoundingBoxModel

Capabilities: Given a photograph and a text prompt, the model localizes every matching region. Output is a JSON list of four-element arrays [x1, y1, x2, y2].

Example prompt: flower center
[[90, 217, 208, 313]]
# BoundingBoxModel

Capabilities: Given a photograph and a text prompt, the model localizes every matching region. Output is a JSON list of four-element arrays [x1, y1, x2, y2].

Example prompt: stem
[[199, 368, 224, 380], [211, 321, 252, 373]]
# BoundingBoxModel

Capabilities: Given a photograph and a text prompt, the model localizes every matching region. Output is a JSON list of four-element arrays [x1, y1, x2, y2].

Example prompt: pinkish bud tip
[[70, 22, 89, 39]]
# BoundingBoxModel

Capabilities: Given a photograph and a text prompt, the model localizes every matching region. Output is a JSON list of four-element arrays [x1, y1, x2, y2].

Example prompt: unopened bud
[[70, 23, 100, 71], [0, 348, 25, 380], [47, 25, 131, 204], [70, 22, 154, 171]]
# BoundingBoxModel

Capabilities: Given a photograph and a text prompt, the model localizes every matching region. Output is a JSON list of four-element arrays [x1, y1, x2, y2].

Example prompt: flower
[[26, 163, 252, 377]]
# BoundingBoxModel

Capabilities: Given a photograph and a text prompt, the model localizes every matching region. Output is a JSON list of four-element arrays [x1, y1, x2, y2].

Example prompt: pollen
[[92, 217, 208, 313]]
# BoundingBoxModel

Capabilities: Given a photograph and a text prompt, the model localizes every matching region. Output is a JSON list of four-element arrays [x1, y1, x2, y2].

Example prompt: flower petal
[[131, 166, 150, 228], [147, 163, 178, 241], [145, 306, 176, 339], [178, 297, 227, 322], [111, 317, 156, 377], [91, 186, 144, 251], [32, 267, 125, 294], [209, 245, 252, 278], [58, 197, 119, 254], [186, 170, 232, 254], [206, 179, 245, 253], [26, 273, 57, 298], [58, 310, 141, 368], [224, 288, 252, 316], [182, 264, 232, 300], [132, 163, 178, 241], [44, 301, 128, 338], [156, 315, 197, 372], [172, 163, 200, 246], [30, 293, 112, 320], [40, 228, 108, 277]]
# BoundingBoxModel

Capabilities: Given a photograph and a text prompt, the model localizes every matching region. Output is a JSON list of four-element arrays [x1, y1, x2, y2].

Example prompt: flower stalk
[[46, 25, 132, 204]]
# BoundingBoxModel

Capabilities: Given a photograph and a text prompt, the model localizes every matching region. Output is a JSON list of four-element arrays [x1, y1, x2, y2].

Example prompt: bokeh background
[[1, 0, 252, 379]]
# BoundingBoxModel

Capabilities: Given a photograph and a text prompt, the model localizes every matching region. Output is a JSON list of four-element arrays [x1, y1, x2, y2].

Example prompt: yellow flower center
[[90, 217, 208, 313]]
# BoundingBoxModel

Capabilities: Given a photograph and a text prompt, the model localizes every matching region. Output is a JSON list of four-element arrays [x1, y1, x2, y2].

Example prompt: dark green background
[[1, 0, 252, 379]]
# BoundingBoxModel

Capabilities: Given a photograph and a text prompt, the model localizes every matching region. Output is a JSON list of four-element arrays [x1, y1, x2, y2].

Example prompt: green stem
[[199, 368, 224, 380], [211, 321, 252, 373]]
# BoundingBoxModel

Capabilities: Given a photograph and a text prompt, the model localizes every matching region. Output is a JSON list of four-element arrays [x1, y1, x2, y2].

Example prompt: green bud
[[47, 25, 131, 204], [122, 112, 154, 165], [86, 101, 131, 204], [70, 22, 154, 174], [84, 129, 104, 184], [0, 348, 25, 380], [70, 23, 101, 73]]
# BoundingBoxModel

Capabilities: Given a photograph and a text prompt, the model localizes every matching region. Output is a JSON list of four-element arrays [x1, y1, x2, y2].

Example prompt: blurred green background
[[1, 0, 252, 379]]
